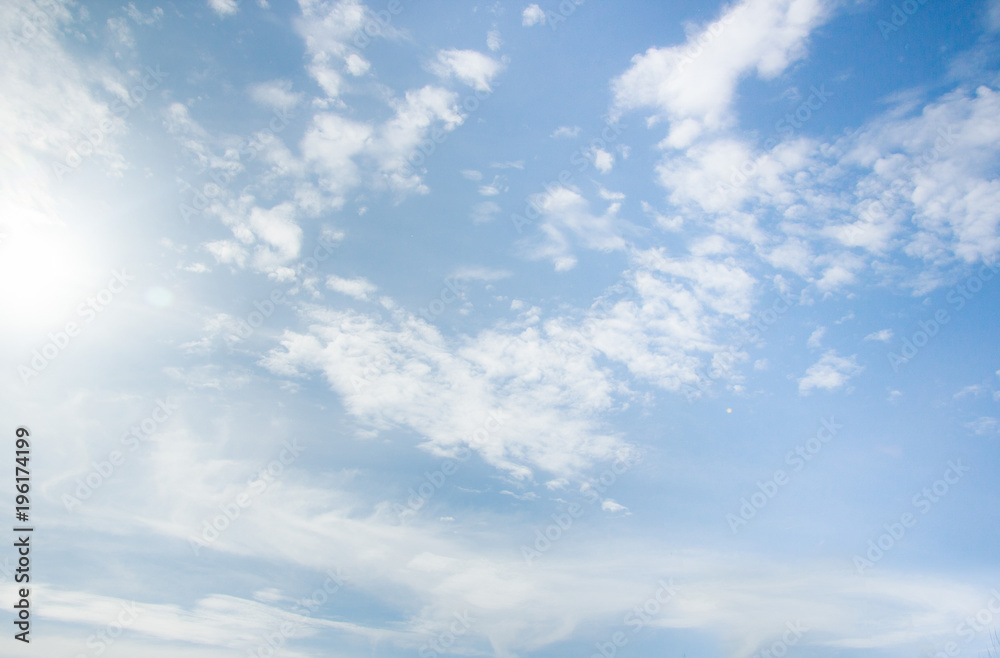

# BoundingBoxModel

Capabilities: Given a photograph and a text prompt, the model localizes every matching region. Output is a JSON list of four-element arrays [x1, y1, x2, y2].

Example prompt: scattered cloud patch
[[611, 0, 833, 148], [966, 416, 999, 435], [208, 0, 238, 16], [451, 266, 512, 282], [326, 275, 378, 301], [430, 49, 503, 92], [864, 329, 894, 343], [471, 201, 501, 224], [807, 326, 826, 349], [522, 4, 545, 26], [592, 148, 614, 173], [248, 79, 303, 110], [551, 125, 581, 139], [798, 350, 864, 394]]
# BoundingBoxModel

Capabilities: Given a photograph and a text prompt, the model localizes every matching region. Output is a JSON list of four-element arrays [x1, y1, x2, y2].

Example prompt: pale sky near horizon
[[2, 0, 1000, 656]]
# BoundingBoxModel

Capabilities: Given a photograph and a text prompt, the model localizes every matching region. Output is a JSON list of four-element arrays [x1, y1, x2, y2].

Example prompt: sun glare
[[0, 219, 96, 333]]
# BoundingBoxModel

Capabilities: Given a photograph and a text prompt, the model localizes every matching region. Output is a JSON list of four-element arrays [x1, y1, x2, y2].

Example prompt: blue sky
[[2, 0, 1000, 656]]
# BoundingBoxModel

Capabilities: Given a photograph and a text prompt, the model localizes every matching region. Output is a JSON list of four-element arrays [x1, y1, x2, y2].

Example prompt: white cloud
[[259, 71, 469, 207], [965, 416, 999, 435], [500, 489, 538, 501], [844, 85, 1000, 267], [611, 0, 833, 148], [26, 510, 996, 658], [798, 350, 864, 394], [248, 202, 302, 263], [470, 201, 501, 224], [601, 499, 628, 513], [29, 383, 1000, 658], [650, 80, 1000, 294], [206, 240, 248, 268], [296, 0, 369, 97], [125, 4, 165, 24], [491, 160, 524, 169], [345, 52, 370, 76], [197, 195, 308, 278], [373, 85, 464, 191], [806, 326, 825, 349], [592, 148, 614, 173], [633, 247, 757, 319], [0, 0, 153, 333], [815, 254, 864, 292], [163, 102, 210, 140], [430, 49, 503, 92], [450, 266, 511, 282], [522, 186, 628, 270], [551, 125, 581, 139], [487, 29, 502, 52], [19, 5, 1000, 658], [864, 329, 894, 342], [301, 113, 372, 204], [248, 79, 303, 110], [954, 385, 984, 399], [522, 4, 545, 26], [0, 1, 125, 171], [107, 16, 136, 50], [641, 201, 683, 231], [236, 6, 508, 211], [989, 0, 1000, 31], [31, 584, 409, 652], [762, 238, 813, 277], [326, 275, 378, 301], [208, 0, 238, 16], [521, 248, 759, 393], [691, 235, 733, 257], [479, 174, 508, 196], [262, 305, 631, 479]]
